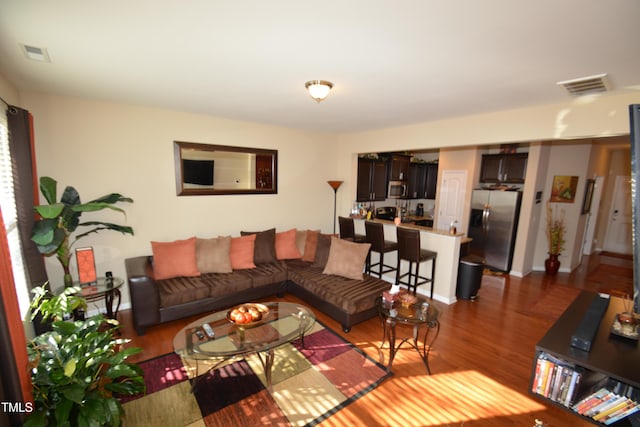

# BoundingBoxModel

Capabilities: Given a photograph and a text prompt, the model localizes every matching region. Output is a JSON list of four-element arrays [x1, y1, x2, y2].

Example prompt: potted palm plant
[[24, 284, 145, 427], [545, 202, 566, 275], [31, 177, 134, 287]]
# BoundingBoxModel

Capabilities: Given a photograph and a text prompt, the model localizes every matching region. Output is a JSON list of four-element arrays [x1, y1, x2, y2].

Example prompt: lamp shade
[[305, 80, 333, 102], [327, 180, 343, 191]]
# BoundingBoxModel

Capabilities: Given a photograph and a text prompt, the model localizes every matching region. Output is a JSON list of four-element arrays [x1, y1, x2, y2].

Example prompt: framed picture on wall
[[550, 175, 579, 203], [76, 247, 97, 285], [582, 179, 595, 214]]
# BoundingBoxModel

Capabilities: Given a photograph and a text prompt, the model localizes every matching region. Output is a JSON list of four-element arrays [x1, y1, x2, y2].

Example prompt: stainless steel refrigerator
[[468, 190, 522, 272]]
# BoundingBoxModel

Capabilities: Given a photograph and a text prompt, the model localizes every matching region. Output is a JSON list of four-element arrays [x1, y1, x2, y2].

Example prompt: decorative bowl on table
[[227, 303, 270, 328], [611, 312, 639, 340], [398, 293, 417, 308]]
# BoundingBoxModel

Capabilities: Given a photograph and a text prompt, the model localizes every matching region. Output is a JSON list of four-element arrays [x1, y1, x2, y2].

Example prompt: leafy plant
[[29, 283, 86, 322], [25, 285, 145, 427], [546, 202, 566, 255], [31, 177, 134, 287]]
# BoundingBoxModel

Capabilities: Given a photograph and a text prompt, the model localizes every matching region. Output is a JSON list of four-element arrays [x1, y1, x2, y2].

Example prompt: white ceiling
[[1, 0, 639, 133]]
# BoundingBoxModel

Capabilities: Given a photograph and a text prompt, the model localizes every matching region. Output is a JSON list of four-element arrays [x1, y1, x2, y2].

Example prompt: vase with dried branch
[[545, 202, 566, 275]]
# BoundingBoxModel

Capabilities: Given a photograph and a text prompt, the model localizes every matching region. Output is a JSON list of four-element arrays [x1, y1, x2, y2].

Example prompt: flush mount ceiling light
[[305, 80, 333, 103]]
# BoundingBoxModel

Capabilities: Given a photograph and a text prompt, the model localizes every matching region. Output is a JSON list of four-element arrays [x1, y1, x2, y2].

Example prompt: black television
[[182, 159, 214, 186]]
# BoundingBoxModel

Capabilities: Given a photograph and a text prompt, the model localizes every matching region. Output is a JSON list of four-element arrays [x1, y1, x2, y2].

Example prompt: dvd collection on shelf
[[532, 352, 583, 407], [532, 352, 640, 425]]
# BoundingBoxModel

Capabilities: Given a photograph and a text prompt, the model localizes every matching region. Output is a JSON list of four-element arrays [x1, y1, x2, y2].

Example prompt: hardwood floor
[[118, 253, 632, 426]]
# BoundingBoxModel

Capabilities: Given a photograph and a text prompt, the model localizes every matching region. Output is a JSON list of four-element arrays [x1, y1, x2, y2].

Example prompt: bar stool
[[364, 221, 398, 278], [338, 216, 366, 242], [395, 227, 437, 298]]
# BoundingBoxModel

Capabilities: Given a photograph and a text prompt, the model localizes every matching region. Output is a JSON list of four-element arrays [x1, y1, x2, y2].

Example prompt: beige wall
[[433, 146, 481, 233], [530, 143, 592, 272], [336, 93, 636, 276], [19, 92, 340, 307], [511, 142, 550, 277], [0, 73, 19, 105], [3, 81, 638, 309]]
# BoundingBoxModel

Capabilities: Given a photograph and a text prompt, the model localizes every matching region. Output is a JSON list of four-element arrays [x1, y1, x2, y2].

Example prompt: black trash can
[[457, 255, 485, 300]]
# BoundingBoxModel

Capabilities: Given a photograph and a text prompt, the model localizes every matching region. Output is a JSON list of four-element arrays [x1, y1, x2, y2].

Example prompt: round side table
[[74, 277, 123, 318], [376, 296, 440, 374]]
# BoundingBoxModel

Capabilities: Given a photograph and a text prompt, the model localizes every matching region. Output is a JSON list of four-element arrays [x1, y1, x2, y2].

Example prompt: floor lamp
[[327, 180, 343, 234]]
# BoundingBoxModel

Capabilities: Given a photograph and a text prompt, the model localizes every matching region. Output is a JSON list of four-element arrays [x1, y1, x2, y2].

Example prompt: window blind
[[0, 107, 31, 318]]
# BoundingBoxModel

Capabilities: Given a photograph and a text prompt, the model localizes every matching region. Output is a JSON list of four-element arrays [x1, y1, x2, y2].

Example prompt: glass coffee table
[[173, 301, 315, 389], [376, 296, 440, 374]]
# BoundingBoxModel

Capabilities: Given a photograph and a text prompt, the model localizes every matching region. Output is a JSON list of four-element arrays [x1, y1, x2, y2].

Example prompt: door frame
[[582, 176, 604, 255]]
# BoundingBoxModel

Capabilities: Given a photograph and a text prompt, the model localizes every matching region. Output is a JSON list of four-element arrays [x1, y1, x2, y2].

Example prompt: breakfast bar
[[353, 218, 465, 304]]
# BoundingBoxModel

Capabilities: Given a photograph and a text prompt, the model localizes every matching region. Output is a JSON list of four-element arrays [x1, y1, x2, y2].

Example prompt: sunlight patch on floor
[[353, 369, 546, 426]]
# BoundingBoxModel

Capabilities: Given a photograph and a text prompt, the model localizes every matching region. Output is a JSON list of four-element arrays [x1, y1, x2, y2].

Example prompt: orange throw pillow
[[151, 237, 201, 280], [275, 228, 302, 260], [230, 234, 257, 269]]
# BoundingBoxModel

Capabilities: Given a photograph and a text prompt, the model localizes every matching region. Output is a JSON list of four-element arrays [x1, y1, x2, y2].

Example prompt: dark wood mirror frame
[[174, 141, 278, 196], [629, 104, 639, 313]]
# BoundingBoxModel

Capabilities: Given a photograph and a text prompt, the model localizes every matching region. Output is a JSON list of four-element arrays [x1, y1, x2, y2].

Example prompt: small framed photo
[[76, 247, 97, 285]]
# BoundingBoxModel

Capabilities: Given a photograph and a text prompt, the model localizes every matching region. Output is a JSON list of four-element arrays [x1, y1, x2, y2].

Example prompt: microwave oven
[[387, 180, 407, 199]]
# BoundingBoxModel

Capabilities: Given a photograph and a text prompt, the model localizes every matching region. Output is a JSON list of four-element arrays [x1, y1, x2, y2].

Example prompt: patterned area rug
[[122, 321, 391, 427]]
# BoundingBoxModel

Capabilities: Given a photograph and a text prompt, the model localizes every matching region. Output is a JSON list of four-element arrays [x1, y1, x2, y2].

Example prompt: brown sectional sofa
[[125, 232, 392, 335]]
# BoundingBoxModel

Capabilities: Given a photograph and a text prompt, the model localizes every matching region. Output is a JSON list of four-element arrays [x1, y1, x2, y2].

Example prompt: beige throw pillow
[[295, 229, 307, 256], [322, 236, 371, 280], [196, 236, 232, 273]]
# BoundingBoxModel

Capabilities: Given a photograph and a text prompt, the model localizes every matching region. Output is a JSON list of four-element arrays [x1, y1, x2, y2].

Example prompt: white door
[[582, 176, 604, 255], [437, 170, 467, 231], [603, 175, 632, 254]]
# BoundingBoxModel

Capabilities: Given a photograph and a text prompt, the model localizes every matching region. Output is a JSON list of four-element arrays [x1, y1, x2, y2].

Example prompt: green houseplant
[[25, 285, 145, 427], [545, 202, 566, 275], [31, 177, 134, 287]]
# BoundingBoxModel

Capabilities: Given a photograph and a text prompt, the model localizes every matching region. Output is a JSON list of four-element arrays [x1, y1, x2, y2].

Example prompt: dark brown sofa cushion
[[240, 262, 288, 287], [288, 266, 390, 315], [201, 271, 253, 298], [241, 228, 277, 264], [157, 276, 210, 308], [311, 233, 333, 268]]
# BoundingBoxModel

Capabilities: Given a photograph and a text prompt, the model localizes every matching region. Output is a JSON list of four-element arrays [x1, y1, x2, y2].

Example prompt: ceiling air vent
[[20, 44, 50, 62], [557, 73, 609, 96]]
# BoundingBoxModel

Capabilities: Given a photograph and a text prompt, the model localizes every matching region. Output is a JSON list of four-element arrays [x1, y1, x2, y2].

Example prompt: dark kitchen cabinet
[[357, 158, 387, 201], [425, 163, 438, 199], [480, 153, 528, 184], [407, 163, 426, 199], [407, 163, 438, 199], [388, 154, 411, 181]]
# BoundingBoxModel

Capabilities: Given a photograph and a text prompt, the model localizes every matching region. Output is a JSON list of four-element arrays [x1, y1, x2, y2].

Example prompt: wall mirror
[[174, 141, 278, 196]]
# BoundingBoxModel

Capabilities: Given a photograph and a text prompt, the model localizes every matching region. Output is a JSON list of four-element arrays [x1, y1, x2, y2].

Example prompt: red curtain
[[0, 210, 32, 402]]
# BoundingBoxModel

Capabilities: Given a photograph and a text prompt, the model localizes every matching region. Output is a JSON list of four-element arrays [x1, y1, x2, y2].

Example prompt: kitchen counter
[[353, 218, 467, 304], [368, 217, 468, 240]]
